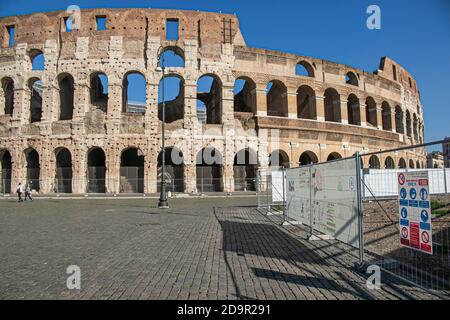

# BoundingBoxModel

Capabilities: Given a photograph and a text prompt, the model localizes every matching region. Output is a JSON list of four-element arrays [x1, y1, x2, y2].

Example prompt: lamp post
[[156, 47, 169, 209]]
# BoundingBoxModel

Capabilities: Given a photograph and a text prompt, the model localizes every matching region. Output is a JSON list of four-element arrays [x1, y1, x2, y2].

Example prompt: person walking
[[24, 184, 33, 201], [16, 182, 24, 202]]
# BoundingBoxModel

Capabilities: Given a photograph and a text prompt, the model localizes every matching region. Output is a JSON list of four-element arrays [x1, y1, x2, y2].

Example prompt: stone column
[[287, 91, 297, 119], [340, 98, 348, 124], [359, 103, 367, 127], [72, 145, 87, 194], [105, 148, 119, 194], [315, 95, 325, 121], [144, 81, 158, 136], [255, 84, 267, 117], [106, 82, 122, 136], [376, 106, 383, 130], [390, 108, 397, 133]]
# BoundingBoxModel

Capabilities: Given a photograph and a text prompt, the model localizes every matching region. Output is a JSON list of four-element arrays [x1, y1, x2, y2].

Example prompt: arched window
[[413, 114, 418, 141], [327, 152, 342, 161], [365, 97, 377, 127], [409, 159, 415, 169], [267, 80, 288, 117], [120, 148, 144, 194], [299, 151, 319, 166], [197, 75, 222, 124], [160, 47, 185, 68], [30, 49, 45, 71], [87, 147, 106, 193], [345, 72, 358, 86], [123, 72, 146, 113], [406, 111, 412, 137], [297, 85, 316, 120], [369, 155, 381, 169], [158, 147, 184, 193], [269, 150, 290, 168], [234, 77, 256, 113], [90, 72, 108, 112], [58, 74, 74, 120], [385, 157, 395, 169], [25, 148, 40, 192], [158, 74, 184, 123], [29, 78, 43, 123], [1, 77, 14, 116], [196, 147, 223, 192], [324, 88, 341, 123], [55, 148, 72, 193], [416, 160, 421, 169], [347, 94, 361, 125], [295, 61, 314, 77], [395, 106, 404, 134], [0, 149, 12, 194], [234, 148, 258, 191], [381, 102, 392, 131], [398, 158, 407, 169]]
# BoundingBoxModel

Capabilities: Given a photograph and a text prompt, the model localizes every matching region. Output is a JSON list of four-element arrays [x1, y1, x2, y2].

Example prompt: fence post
[[309, 164, 313, 238], [444, 167, 448, 194], [266, 171, 270, 211], [282, 167, 286, 223], [355, 152, 365, 267]]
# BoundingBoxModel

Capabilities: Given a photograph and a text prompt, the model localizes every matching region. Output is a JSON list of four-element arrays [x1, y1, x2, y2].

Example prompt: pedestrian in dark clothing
[[16, 183, 23, 202], [24, 184, 33, 201]]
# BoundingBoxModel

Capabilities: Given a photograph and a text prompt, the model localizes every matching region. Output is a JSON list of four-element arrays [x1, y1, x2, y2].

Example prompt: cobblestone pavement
[[0, 197, 442, 300]]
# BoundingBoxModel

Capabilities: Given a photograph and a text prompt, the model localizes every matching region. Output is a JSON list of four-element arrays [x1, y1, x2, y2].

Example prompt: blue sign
[[419, 201, 430, 209], [401, 208, 408, 219], [420, 188, 428, 201], [420, 222, 431, 231], [400, 188, 407, 199], [409, 200, 419, 207], [410, 188, 417, 200], [421, 210, 429, 223]]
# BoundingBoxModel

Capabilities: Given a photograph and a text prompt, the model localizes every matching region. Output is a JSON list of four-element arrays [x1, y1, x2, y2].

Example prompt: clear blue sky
[[1, 0, 449, 149]]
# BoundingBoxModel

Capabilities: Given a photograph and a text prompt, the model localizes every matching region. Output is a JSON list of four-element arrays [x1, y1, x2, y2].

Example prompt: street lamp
[[156, 47, 169, 209]]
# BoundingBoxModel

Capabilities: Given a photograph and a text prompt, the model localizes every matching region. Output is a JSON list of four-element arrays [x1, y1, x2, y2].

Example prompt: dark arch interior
[[234, 149, 257, 191], [347, 94, 361, 125], [398, 158, 407, 169], [297, 86, 316, 120], [196, 148, 223, 192], [385, 157, 395, 169], [365, 97, 377, 127], [234, 77, 256, 113], [270, 150, 289, 168], [120, 148, 144, 193], [327, 152, 342, 162], [29, 79, 43, 123], [381, 102, 392, 131], [296, 61, 314, 77], [395, 107, 404, 134], [55, 148, 73, 193], [87, 148, 106, 193], [0, 150, 12, 194], [158, 147, 184, 193], [346, 72, 358, 86], [299, 151, 318, 166], [26, 149, 40, 192], [324, 88, 341, 122], [369, 156, 381, 169], [59, 75, 74, 120], [267, 81, 288, 117], [90, 73, 108, 112], [2, 78, 14, 116], [197, 75, 222, 124]]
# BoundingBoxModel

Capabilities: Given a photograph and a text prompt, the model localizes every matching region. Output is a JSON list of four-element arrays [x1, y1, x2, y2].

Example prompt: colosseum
[[0, 8, 426, 195]]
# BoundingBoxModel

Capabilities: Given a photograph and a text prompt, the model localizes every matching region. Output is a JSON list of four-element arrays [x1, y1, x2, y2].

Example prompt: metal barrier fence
[[256, 168, 285, 211], [257, 139, 450, 294]]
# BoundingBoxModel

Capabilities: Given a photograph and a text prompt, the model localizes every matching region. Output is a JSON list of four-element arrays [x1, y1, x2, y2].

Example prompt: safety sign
[[398, 171, 433, 255]]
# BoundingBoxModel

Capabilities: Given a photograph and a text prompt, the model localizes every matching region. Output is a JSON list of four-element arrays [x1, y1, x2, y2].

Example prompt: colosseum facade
[[0, 8, 426, 195]]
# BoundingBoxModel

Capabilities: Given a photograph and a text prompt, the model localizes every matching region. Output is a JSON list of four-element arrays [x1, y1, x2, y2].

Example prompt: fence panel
[[285, 166, 311, 224]]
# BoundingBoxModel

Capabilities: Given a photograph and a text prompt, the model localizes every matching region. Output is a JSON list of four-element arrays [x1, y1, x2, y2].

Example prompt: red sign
[[401, 227, 409, 239], [421, 231, 430, 244], [398, 173, 406, 186], [419, 179, 429, 186], [410, 223, 420, 249]]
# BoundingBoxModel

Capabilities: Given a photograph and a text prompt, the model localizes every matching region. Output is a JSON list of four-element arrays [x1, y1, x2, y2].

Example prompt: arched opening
[[269, 150, 290, 168], [299, 151, 319, 166], [29, 78, 43, 123], [87, 148, 106, 193], [160, 46, 185, 68], [90, 72, 108, 112], [324, 88, 341, 123], [25, 148, 40, 192], [416, 160, 421, 169], [327, 152, 342, 162], [0, 150, 12, 194], [120, 148, 144, 194], [406, 111, 412, 137], [197, 75, 222, 124], [381, 102, 392, 131], [365, 97, 377, 127], [157, 147, 184, 193], [398, 158, 407, 169], [234, 148, 257, 191], [395, 106, 404, 134], [196, 147, 223, 192], [297, 85, 316, 119], [122, 72, 146, 113], [409, 159, 415, 169], [347, 94, 361, 125], [58, 74, 74, 120], [295, 61, 314, 77], [158, 74, 184, 123], [55, 148, 72, 193], [1, 77, 14, 116], [345, 72, 358, 86], [267, 80, 288, 117], [234, 77, 256, 113], [413, 114, 418, 141], [369, 155, 381, 169], [385, 157, 395, 169], [30, 49, 45, 71]]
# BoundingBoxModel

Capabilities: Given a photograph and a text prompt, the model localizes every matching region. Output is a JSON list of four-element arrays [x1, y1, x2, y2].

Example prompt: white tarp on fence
[[363, 168, 449, 199]]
